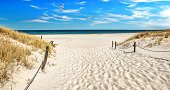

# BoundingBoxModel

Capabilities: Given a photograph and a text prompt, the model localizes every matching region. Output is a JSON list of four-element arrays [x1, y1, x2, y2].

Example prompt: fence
[[24, 46, 50, 90], [111, 41, 170, 61]]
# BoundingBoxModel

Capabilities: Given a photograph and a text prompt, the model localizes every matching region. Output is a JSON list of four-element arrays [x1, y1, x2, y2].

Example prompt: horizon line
[[15, 29, 164, 31]]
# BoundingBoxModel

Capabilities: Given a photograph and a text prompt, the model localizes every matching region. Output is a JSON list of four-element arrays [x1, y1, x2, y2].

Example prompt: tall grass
[[119, 30, 170, 45], [0, 38, 31, 86], [0, 26, 54, 87], [0, 26, 53, 53]]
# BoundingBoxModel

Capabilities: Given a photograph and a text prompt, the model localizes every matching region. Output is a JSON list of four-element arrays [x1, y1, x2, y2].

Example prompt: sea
[[16, 30, 161, 35]]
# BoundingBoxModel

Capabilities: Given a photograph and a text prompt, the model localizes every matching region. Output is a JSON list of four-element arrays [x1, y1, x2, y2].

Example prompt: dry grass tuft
[[0, 26, 54, 87], [0, 38, 31, 86], [0, 26, 53, 53], [119, 30, 170, 45]]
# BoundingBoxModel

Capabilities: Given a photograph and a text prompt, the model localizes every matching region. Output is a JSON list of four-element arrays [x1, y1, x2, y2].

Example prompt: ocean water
[[17, 30, 160, 35]]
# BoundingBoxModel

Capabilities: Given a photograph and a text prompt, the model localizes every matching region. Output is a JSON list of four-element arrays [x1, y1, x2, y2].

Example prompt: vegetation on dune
[[0, 26, 53, 53], [0, 26, 54, 87], [0, 38, 31, 86], [119, 30, 170, 45]]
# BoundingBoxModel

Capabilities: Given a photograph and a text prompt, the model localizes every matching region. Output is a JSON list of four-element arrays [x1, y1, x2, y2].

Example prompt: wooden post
[[41, 46, 50, 71], [112, 41, 113, 48], [41, 35, 42, 39], [134, 42, 136, 52], [115, 41, 117, 49]]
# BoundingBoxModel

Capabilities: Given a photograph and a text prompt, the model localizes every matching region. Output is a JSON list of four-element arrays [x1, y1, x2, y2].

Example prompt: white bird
[[60, 3, 64, 12], [87, 16, 92, 20]]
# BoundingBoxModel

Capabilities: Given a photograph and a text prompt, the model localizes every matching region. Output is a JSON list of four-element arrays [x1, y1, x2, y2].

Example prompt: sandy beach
[[1, 0, 170, 89], [4, 33, 170, 90]]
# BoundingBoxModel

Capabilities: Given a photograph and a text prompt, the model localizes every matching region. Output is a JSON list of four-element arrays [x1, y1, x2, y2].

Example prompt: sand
[[3, 33, 170, 90]]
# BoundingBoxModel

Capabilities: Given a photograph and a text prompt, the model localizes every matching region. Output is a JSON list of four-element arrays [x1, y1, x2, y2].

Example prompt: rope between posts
[[148, 56, 170, 61], [137, 46, 170, 52], [112, 41, 170, 61], [118, 46, 132, 49], [24, 46, 49, 90], [111, 47, 170, 61], [24, 61, 43, 90]]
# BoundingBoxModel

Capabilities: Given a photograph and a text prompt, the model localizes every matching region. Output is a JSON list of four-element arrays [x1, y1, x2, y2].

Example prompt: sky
[[0, 0, 170, 30]]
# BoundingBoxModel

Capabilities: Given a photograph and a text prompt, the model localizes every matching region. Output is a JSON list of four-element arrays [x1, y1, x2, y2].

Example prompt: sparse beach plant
[[119, 30, 170, 47], [0, 26, 54, 87], [147, 42, 153, 47], [165, 33, 170, 38], [158, 37, 163, 45], [0, 38, 31, 86], [0, 26, 53, 53]]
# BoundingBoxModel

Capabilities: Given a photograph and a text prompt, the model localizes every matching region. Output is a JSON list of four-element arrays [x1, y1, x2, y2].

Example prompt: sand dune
[[4, 34, 170, 90]]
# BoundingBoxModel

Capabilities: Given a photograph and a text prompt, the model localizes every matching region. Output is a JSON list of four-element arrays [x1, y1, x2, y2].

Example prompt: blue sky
[[0, 0, 170, 30]]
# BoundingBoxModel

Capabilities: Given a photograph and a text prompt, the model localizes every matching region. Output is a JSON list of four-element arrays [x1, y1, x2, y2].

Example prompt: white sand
[[3, 33, 170, 90]]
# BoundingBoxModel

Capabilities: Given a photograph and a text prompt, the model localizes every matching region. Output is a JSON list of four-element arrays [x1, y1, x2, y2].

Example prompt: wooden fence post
[[41, 46, 50, 71], [134, 42, 136, 52], [115, 41, 117, 49], [41, 35, 42, 39], [112, 41, 113, 48]]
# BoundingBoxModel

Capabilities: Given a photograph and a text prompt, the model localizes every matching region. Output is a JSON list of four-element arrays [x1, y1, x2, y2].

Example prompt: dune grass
[[0, 38, 31, 86], [0, 26, 54, 87], [119, 30, 170, 45], [0, 26, 53, 53]]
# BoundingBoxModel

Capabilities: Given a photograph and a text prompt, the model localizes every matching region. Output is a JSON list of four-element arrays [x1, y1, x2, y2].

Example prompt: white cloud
[[90, 17, 119, 25], [127, 17, 170, 29], [124, 7, 170, 29], [76, 1, 86, 5], [101, 0, 110, 2], [54, 18, 70, 21], [60, 16, 71, 19], [53, 15, 86, 21], [142, 18, 170, 28], [127, 3, 136, 7], [30, 5, 41, 9], [24, 19, 52, 23], [24, 0, 31, 1], [91, 21, 110, 25], [38, 15, 69, 21], [62, 7, 84, 13], [0, 18, 7, 20], [80, 7, 84, 9], [40, 16, 54, 20], [133, 7, 157, 18], [144, 8, 170, 28], [43, 13, 48, 16], [74, 18, 86, 20], [106, 13, 134, 19], [106, 10, 150, 20], [135, 7, 153, 10], [104, 18, 119, 22], [130, 0, 170, 2], [63, 9, 79, 13], [120, 1, 137, 7], [132, 10, 150, 18], [160, 9, 170, 17], [120, 1, 132, 4]]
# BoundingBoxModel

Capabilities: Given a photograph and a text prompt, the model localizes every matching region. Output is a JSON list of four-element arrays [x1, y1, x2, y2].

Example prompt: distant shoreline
[[16, 30, 162, 35]]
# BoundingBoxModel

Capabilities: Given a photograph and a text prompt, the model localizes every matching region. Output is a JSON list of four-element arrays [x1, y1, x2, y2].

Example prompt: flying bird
[[60, 3, 64, 12], [87, 16, 92, 20]]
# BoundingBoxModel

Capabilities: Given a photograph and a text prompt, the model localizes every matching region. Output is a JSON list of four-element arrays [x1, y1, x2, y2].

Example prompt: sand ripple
[[53, 47, 170, 90]]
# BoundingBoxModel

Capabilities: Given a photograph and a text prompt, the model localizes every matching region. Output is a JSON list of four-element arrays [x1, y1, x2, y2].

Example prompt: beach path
[[10, 34, 170, 90]]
